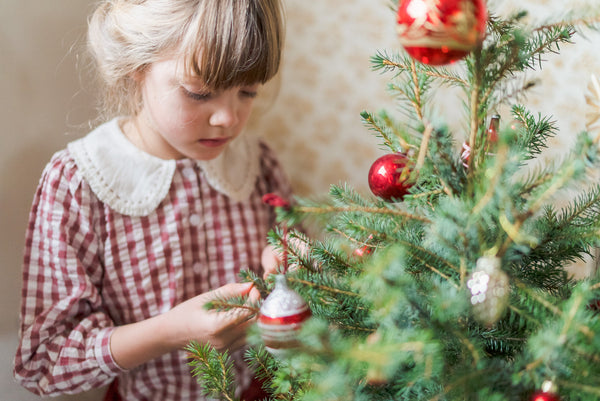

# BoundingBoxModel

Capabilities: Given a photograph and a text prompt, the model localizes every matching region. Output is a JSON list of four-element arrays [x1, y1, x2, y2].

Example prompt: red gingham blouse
[[13, 122, 291, 400]]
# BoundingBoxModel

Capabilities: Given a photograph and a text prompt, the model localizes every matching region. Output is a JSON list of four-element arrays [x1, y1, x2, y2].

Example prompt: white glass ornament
[[467, 256, 510, 326]]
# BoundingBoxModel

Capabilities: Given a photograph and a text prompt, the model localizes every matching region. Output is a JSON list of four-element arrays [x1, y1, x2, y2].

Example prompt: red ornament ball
[[531, 392, 560, 401], [258, 275, 311, 355], [368, 153, 414, 201], [396, 0, 488, 65]]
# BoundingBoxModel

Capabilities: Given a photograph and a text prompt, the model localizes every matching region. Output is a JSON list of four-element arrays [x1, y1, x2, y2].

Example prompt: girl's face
[[131, 58, 260, 160]]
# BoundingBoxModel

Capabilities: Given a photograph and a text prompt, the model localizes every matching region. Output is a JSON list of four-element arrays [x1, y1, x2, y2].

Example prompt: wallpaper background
[[1, 1, 599, 399]]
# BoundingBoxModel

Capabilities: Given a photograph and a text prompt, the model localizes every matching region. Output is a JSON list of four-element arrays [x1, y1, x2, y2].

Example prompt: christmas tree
[[187, 1, 600, 400]]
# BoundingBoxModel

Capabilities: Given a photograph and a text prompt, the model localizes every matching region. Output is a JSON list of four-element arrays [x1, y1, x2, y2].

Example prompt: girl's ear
[[130, 65, 147, 83]]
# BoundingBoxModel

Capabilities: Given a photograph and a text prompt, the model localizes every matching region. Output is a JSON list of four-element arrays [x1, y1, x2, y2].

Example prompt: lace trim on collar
[[68, 118, 260, 216]]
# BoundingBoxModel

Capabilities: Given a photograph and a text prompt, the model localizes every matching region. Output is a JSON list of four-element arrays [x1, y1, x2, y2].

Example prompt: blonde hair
[[87, 0, 285, 118]]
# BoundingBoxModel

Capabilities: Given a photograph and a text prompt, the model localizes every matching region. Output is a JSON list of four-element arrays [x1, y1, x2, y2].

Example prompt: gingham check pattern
[[14, 142, 291, 400]]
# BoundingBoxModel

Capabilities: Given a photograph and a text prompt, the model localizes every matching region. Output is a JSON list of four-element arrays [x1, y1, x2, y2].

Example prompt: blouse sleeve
[[13, 151, 125, 396]]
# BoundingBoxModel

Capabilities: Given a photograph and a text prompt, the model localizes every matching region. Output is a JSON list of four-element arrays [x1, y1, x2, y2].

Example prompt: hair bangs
[[180, 0, 283, 90]]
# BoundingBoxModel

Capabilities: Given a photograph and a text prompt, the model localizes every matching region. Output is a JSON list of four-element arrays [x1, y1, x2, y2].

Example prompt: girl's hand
[[167, 282, 260, 352], [261, 244, 282, 279], [110, 282, 260, 369]]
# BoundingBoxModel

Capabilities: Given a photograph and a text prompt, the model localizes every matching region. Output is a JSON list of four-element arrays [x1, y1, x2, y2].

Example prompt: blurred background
[[1, 0, 598, 399]]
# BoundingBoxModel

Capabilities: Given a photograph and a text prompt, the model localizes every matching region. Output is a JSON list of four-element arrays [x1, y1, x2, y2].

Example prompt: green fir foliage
[[186, 342, 238, 401], [188, 2, 600, 400]]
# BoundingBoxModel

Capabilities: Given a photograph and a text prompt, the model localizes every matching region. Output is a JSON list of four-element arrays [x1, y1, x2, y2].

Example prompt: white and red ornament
[[467, 256, 510, 326], [258, 275, 311, 355], [460, 142, 472, 168], [368, 153, 414, 201], [396, 0, 488, 65]]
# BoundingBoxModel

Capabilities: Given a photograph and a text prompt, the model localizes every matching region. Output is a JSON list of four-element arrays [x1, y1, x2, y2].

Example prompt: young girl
[[13, 0, 288, 399]]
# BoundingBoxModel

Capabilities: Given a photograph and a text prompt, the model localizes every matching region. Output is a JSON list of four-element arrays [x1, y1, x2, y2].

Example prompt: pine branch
[[287, 276, 359, 298], [244, 347, 277, 395], [408, 250, 460, 289], [360, 110, 412, 152], [512, 105, 557, 162], [515, 281, 594, 340], [371, 51, 466, 86], [556, 380, 600, 398], [239, 269, 270, 298], [310, 239, 360, 276], [186, 342, 238, 401], [534, 11, 600, 33], [204, 296, 260, 315], [409, 59, 425, 122], [294, 205, 431, 224], [497, 132, 599, 257]]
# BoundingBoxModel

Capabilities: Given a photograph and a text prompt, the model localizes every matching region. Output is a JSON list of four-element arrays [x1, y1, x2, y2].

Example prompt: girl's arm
[[14, 154, 123, 396]]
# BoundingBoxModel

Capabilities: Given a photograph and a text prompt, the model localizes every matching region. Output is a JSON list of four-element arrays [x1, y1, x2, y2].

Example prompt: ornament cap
[[541, 380, 557, 394]]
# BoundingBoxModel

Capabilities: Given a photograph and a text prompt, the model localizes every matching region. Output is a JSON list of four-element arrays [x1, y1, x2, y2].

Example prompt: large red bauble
[[368, 153, 413, 201], [396, 0, 488, 65], [258, 275, 311, 355]]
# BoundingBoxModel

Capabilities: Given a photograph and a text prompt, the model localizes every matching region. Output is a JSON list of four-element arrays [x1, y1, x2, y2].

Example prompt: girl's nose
[[209, 99, 238, 128]]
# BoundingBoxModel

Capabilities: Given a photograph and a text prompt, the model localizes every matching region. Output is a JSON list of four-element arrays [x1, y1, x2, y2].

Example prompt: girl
[[13, 0, 288, 399]]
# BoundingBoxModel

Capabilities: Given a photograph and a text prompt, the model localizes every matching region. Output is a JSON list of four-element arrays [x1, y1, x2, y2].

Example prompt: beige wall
[[1, 1, 598, 399]]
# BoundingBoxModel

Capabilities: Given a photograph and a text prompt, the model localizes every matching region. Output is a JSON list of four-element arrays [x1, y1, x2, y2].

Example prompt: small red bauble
[[531, 381, 560, 401], [354, 245, 373, 257], [258, 275, 311, 355], [396, 0, 488, 65], [368, 153, 414, 201], [354, 235, 374, 257], [531, 392, 560, 401], [588, 298, 600, 312]]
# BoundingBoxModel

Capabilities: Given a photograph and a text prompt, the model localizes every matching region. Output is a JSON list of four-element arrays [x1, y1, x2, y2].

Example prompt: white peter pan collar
[[68, 118, 260, 216]]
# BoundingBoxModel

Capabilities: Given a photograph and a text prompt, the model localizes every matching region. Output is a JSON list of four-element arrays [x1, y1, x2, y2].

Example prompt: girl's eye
[[240, 89, 258, 99], [182, 87, 212, 101]]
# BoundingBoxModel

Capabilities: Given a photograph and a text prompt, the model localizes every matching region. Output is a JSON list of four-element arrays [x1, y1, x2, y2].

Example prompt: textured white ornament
[[467, 256, 510, 326]]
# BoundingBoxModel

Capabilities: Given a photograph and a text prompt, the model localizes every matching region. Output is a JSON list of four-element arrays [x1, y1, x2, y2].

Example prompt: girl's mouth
[[197, 137, 230, 147]]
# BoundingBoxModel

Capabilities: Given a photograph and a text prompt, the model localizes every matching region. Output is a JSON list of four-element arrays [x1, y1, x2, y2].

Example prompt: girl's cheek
[[171, 100, 204, 126]]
